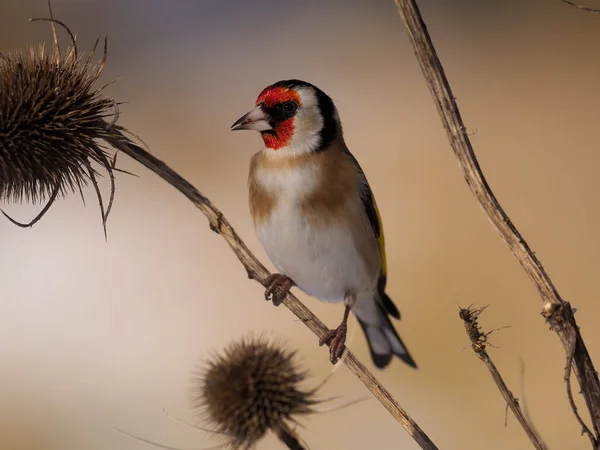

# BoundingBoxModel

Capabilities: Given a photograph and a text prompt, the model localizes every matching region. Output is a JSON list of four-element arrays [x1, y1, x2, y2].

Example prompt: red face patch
[[255, 86, 301, 108], [255, 86, 302, 150], [262, 120, 294, 150]]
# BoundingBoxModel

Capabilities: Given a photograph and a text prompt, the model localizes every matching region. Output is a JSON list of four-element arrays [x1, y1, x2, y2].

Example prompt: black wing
[[343, 147, 400, 319]]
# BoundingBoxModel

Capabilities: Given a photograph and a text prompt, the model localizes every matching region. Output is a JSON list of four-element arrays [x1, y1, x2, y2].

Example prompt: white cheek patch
[[265, 87, 324, 157], [294, 87, 323, 138], [294, 106, 323, 139]]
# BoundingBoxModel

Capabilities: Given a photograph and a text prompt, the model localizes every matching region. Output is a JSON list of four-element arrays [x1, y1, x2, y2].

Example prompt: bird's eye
[[282, 101, 298, 114]]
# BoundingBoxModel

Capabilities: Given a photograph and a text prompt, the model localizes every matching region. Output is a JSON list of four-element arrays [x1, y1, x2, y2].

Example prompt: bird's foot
[[319, 306, 351, 364], [319, 324, 348, 364], [263, 273, 294, 306]]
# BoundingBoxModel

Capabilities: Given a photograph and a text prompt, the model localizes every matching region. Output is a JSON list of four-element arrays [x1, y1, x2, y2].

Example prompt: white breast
[[252, 159, 377, 303]]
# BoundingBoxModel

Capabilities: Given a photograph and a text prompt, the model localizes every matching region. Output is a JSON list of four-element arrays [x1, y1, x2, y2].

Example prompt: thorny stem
[[393, 0, 600, 446], [103, 133, 439, 450]]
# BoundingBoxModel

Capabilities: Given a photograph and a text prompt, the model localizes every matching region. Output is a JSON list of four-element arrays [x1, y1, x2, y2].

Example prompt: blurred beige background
[[2, 0, 600, 449]]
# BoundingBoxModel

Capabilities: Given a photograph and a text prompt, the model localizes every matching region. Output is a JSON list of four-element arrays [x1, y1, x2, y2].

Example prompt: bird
[[231, 79, 416, 369]]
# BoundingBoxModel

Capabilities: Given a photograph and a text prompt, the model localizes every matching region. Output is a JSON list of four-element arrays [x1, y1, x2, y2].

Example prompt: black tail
[[357, 297, 417, 369]]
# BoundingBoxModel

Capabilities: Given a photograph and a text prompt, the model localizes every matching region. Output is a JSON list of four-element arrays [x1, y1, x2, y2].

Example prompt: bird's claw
[[264, 273, 294, 306], [319, 323, 348, 364]]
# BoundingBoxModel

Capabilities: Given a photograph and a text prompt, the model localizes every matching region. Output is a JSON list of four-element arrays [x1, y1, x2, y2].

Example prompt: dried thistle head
[[194, 335, 317, 449], [0, 4, 136, 234], [458, 304, 488, 352], [458, 304, 510, 353]]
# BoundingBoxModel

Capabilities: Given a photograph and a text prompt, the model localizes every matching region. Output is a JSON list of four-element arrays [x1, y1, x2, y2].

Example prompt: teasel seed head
[[0, 3, 137, 235], [194, 335, 317, 449]]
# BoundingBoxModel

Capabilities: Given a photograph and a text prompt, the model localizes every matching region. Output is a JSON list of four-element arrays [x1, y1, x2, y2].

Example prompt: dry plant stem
[[394, 0, 600, 445], [104, 133, 439, 450], [478, 350, 547, 450], [560, 0, 600, 14], [459, 306, 547, 449], [563, 304, 596, 442]]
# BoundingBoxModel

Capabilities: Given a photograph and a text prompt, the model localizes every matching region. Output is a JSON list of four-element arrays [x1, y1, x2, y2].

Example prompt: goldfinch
[[231, 79, 416, 369]]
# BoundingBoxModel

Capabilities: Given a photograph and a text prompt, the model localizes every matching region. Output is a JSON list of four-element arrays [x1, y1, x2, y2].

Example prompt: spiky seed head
[[194, 335, 317, 449], [0, 42, 112, 200], [0, 13, 136, 232]]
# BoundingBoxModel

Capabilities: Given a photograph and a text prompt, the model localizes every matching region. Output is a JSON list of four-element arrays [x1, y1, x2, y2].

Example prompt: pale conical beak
[[230, 106, 273, 131]]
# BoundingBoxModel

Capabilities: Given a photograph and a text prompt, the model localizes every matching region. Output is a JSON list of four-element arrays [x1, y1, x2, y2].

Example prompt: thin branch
[[102, 132, 439, 450], [564, 322, 596, 442], [559, 0, 600, 14], [459, 306, 548, 450], [393, 0, 600, 445], [479, 352, 547, 449]]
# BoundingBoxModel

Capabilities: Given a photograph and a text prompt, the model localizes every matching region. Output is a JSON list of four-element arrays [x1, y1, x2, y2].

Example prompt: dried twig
[[564, 326, 596, 441], [459, 306, 547, 450], [559, 0, 600, 14], [102, 131, 439, 450], [393, 0, 600, 446]]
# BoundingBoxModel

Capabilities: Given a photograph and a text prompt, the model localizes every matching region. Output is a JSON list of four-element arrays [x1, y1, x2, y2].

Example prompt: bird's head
[[231, 79, 340, 155]]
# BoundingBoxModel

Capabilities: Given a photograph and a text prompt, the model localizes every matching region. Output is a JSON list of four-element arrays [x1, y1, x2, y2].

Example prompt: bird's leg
[[263, 273, 295, 306], [319, 294, 355, 364]]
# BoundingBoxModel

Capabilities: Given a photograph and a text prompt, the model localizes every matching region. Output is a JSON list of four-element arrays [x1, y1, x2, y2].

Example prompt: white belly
[[255, 202, 375, 302]]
